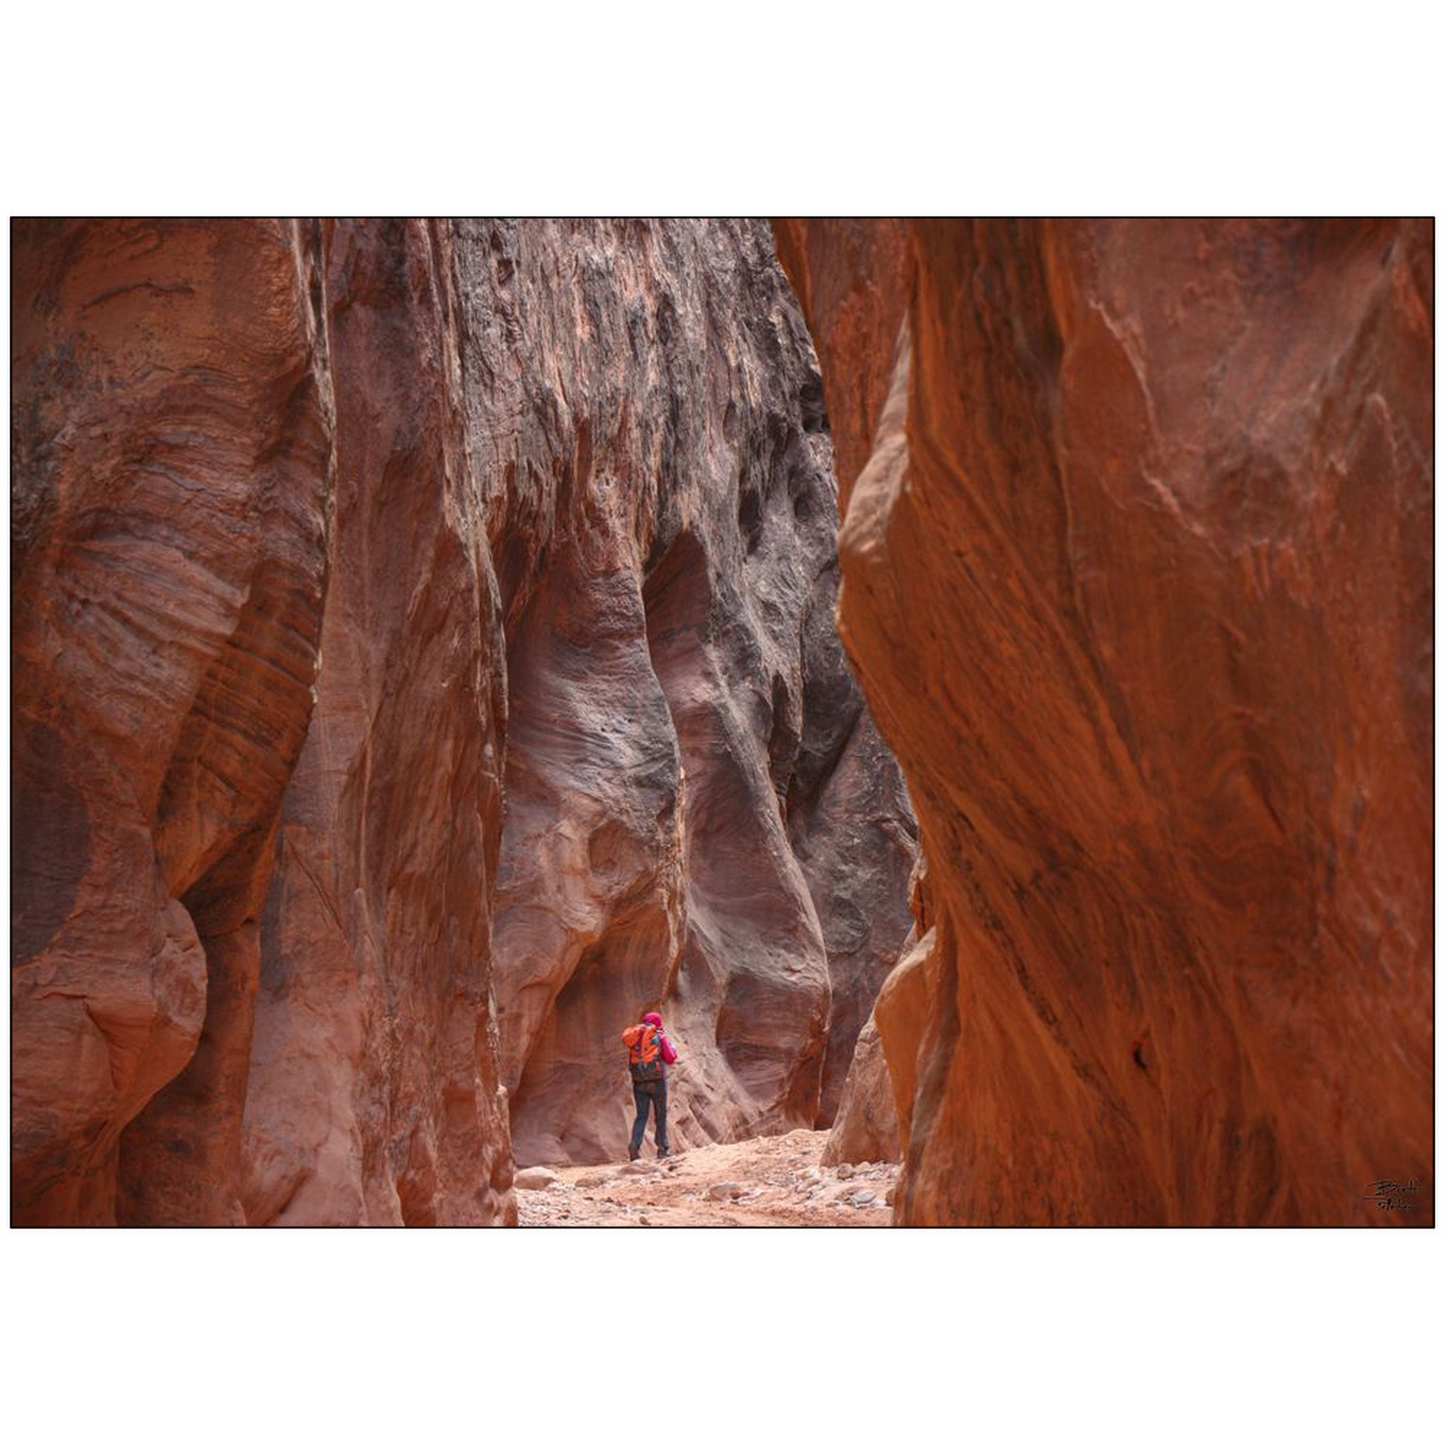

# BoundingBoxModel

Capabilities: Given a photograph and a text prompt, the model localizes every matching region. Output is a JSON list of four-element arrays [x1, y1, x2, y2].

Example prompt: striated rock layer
[[11, 218, 914, 1221], [233, 222, 515, 1225], [778, 218, 1434, 1225]]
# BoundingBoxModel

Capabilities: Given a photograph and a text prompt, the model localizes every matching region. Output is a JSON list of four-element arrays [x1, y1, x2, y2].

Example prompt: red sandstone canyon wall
[[12, 220, 333, 1224], [11, 218, 915, 1222], [777, 218, 1434, 1225], [235, 222, 516, 1225]]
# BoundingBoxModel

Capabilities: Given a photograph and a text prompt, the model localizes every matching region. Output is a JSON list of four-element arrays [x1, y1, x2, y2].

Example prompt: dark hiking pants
[[630, 1078, 669, 1156]]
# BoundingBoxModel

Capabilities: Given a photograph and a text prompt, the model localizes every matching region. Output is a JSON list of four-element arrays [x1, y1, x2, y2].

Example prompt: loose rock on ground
[[515, 1129, 897, 1227]]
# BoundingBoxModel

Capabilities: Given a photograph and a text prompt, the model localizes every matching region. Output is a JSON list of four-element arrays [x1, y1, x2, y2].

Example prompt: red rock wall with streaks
[[12, 220, 333, 1224], [778, 217, 1433, 1225], [236, 221, 515, 1225]]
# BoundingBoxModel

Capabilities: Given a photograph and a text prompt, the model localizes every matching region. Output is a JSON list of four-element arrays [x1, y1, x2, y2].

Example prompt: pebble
[[514, 1166, 561, 1190], [706, 1181, 745, 1200]]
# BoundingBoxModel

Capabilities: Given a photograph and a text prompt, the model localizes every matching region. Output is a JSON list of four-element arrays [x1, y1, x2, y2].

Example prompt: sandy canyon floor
[[514, 1129, 897, 1227]]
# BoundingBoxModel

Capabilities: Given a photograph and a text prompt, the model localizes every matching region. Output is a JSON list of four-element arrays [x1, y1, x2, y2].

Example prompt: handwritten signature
[[1362, 1178, 1420, 1213]]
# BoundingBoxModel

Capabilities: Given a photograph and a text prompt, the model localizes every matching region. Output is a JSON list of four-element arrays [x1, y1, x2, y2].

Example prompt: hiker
[[621, 1010, 678, 1160]]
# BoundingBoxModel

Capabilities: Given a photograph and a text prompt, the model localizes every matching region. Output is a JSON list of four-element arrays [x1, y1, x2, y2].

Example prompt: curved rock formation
[[12, 220, 333, 1225], [778, 218, 1434, 1225], [12, 218, 914, 1221]]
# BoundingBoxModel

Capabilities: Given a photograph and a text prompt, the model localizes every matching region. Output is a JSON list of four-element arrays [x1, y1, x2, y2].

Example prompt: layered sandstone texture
[[11, 218, 915, 1222], [12, 220, 333, 1225], [778, 218, 1434, 1225]]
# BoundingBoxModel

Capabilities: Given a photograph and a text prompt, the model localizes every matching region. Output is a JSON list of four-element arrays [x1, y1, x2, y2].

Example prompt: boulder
[[821, 1013, 901, 1165], [573, 1171, 617, 1189]]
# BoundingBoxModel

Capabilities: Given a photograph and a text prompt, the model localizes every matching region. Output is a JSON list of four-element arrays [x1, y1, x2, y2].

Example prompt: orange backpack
[[623, 1024, 664, 1083]]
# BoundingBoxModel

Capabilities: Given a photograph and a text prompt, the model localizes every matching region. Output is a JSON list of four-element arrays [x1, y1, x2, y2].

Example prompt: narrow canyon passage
[[10, 218, 1432, 1227], [11, 219, 915, 1225]]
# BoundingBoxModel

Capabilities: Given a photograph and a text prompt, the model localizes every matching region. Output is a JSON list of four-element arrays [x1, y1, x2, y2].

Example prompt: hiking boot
[[628, 1148, 641, 1162], [656, 1148, 671, 1160]]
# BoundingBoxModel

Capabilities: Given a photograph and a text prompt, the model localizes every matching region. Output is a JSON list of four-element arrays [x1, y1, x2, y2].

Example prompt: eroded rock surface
[[778, 218, 1434, 1225], [457, 221, 915, 1164]]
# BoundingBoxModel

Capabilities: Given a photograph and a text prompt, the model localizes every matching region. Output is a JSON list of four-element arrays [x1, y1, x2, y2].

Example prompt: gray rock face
[[453, 221, 915, 1165]]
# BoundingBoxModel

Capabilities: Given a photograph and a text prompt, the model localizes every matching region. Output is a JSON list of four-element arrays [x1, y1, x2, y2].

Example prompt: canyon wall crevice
[[777, 218, 1433, 1225]]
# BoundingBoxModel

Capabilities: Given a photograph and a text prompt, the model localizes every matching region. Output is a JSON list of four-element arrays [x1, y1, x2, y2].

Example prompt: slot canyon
[[10, 217, 1433, 1226]]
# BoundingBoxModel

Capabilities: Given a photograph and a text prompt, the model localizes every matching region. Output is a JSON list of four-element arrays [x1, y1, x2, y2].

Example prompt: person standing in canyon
[[622, 1011, 678, 1161]]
